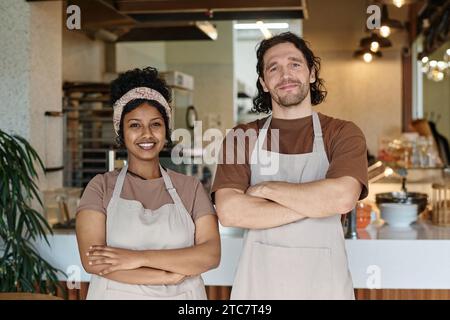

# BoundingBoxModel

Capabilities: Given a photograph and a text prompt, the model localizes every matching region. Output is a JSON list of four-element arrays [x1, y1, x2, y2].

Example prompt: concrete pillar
[[0, 0, 63, 191]]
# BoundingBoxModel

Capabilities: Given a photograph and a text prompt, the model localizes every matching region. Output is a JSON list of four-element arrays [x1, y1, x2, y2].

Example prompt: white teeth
[[138, 143, 155, 149]]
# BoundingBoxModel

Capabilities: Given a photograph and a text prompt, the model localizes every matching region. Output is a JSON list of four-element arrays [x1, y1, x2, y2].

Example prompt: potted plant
[[0, 129, 64, 295]]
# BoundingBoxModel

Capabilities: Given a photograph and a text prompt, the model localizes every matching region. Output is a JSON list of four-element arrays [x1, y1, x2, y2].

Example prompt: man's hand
[[87, 245, 143, 275], [246, 181, 271, 199], [248, 177, 362, 217], [215, 187, 305, 229], [169, 273, 188, 285], [246, 177, 361, 217]]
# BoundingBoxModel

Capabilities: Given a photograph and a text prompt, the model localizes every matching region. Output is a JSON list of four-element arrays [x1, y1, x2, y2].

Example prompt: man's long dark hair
[[253, 32, 327, 114]]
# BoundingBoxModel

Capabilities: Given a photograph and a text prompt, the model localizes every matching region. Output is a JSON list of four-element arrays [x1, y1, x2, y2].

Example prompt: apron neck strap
[[159, 164, 174, 190], [312, 112, 325, 153], [312, 112, 323, 138], [111, 166, 128, 200], [256, 115, 272, 152], [262, 115, 272, 130]]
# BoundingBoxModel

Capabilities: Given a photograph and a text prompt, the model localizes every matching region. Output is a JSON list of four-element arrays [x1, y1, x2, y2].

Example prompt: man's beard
[[273, 82, 309, 108]]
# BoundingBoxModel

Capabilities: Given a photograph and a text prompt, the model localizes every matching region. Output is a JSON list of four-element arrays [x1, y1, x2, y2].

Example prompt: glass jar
[[356, 202, 372, 229]]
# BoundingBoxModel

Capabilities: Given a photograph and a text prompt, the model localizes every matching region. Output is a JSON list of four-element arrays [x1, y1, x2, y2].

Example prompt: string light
[[420, 56, 449, 82]]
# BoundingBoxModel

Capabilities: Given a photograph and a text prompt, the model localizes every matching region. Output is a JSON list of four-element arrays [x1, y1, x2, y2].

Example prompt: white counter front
[[34, 220, 450, 290]]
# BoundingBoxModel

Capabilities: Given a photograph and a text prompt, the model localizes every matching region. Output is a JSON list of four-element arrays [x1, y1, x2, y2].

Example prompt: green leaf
[[0, 129, 61, 294]]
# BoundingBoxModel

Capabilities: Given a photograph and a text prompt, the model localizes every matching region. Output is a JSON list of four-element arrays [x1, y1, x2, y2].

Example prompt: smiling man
[[212, 32, 368, 300]]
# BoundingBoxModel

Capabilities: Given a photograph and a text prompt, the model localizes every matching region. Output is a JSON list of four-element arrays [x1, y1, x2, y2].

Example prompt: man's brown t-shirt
[[211, 113, 368, 200]]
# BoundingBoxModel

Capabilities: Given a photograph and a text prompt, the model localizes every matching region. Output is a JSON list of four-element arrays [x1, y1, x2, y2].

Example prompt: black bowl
[[375, 192, 428, 214]]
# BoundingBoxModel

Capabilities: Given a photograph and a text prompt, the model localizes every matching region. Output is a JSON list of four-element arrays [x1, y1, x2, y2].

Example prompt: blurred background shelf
[[63, 81, 117, 188]]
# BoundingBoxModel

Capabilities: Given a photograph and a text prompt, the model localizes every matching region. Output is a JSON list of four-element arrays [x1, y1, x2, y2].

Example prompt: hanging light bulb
[[421, 56, 449, 82], [377, 5, 403, 38], [363, 53, 373, 63], [359, 33, 392, 52], [428, 69, 444, 82], [382, 0, 418, 9], [380, 26, 391, 38], [354, 46, 382, 62], [421, 65, 429, 73], [370, 41, 380, 52], [393, 0, 405, 8], [429, 60, 438, 68], [437, 61, 447, 71]]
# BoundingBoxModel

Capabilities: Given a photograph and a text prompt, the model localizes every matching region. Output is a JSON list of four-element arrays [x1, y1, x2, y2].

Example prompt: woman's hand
[[87, 245, 143, 276]]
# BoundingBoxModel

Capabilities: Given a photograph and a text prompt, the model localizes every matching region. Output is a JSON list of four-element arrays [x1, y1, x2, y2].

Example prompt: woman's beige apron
[[86, 165, 207, 300], [231, 112, 354, 300]]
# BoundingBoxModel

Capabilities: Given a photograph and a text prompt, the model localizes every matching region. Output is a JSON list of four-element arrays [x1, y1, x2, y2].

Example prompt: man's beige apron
[[231, 112, 354, 300], [86, 165, 207, 300]]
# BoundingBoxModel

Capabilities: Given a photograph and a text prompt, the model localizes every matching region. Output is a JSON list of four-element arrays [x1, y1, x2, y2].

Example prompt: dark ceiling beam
[[68, 0, 136, 28], [115, 0, 307, 14], [116, 23, 217, 42], [130, 10, 304, 22]]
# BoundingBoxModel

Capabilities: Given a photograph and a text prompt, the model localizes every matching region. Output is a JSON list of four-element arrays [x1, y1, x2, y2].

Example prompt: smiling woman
[[75, 67, 221, 300]]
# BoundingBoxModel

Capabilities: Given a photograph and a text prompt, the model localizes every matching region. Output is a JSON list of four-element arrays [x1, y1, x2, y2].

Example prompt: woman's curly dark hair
[[110, 67, 172, 147], [253, 32, 327, 114]]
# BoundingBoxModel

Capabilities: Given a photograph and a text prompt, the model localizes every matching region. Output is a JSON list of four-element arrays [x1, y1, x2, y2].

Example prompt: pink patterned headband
[[112, 87, 171, 135]]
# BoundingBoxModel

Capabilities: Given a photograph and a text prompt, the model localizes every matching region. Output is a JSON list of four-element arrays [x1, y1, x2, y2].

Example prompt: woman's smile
[[136, 141, 157, 151]]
